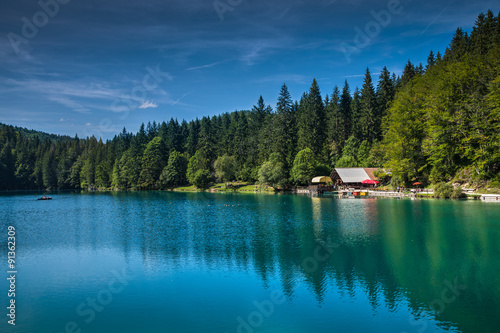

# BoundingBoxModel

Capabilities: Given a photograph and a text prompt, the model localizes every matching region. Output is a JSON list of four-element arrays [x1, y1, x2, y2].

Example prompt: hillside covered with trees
[[1, 11, 499, 191]]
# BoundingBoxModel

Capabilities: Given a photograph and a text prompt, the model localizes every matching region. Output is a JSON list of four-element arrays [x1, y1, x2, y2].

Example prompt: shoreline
[[2, 187, 498, 202]]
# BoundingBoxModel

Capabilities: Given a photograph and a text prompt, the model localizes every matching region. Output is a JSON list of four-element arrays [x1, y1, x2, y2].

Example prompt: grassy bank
[[172, 182, 277, 193]]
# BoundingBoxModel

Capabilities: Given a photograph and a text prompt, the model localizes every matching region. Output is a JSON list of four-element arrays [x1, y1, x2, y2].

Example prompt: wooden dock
[[480, 194, 500, 202], [368, 191, 417, 198], [295, 188, 500, 202]]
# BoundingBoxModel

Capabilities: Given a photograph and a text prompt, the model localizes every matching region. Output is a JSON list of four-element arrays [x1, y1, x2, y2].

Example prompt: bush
[[451, 187, 466, 199], [488, 180, 500, 188], [434, 182, 453, 198]]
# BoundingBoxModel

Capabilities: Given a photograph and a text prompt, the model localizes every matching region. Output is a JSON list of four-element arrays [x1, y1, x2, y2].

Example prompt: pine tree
[[447, 28, 470, 60], [197, 117, 216, 164], [42, 149, 58, 189], [165, 118, 181, 153], [0, 143, 16, 190], [376, 66, 395, 139], [272, 84, 296, 169], [326, 85, 340, 147], [470, 12, 487, 55], [186, 119, 199, 157], [426, 50, 436, 70], [350, 87, 362, 139], [338, 80, 352, 149], [297, 79, 325, 156], [135, 123, 148, 146], [400, 60, 417, 87]]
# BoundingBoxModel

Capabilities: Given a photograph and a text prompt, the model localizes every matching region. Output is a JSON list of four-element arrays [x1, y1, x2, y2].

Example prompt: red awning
[[362, 179, 379, 184]]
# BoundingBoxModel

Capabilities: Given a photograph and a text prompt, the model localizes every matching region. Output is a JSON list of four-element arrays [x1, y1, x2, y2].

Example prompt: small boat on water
[[37, 196, 52, 201]]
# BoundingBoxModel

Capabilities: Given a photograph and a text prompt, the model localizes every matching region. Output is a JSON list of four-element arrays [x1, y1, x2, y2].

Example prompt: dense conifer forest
[[1, 11, 499, 191]]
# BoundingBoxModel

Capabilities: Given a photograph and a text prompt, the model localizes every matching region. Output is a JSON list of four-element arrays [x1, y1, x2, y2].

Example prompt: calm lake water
[[1, 192, 499, 333]]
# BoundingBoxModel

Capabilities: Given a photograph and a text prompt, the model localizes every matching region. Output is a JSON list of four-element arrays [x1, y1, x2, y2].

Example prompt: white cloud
[[138, 101, 158, 109]]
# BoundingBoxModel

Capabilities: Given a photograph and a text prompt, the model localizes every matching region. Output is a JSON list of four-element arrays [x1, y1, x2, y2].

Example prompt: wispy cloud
[[2, 78, 125, 113], [419, 2, 454, 36], [138, 101, 158, 109], [241, 43, 266, 66], [172, 90, 194, 106], [255, 74, 309, 85], [4, 78, 121, 100], [48, 96, 91, 114], [344, 73, 380, 78], [185, 61, 222, 71]]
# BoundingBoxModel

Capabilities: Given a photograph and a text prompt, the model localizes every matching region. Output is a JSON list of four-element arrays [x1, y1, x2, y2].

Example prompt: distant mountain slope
[[0, 123, 74, 142]]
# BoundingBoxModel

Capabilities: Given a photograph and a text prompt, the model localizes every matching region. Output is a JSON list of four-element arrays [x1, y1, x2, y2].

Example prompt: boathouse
[[330, 168, 378, 188]]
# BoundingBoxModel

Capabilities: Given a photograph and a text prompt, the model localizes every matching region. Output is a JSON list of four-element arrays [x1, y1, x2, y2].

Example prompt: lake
[[1, 192, 499, 333]]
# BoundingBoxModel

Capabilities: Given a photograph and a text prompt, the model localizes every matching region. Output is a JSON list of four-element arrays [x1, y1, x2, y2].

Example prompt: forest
[[1, 11, 499, 191]]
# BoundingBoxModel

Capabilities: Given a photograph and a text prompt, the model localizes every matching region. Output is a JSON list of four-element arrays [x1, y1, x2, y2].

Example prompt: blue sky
[[1, 0, 499, 139]]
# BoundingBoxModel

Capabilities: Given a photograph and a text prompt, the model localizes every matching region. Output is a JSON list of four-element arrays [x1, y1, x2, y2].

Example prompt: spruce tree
[[376, 66, 395, 139], [272, 84, 296, 169], [357, 68, 378, 143], [350, 87, 362, 139], [338, 80, 352, 149], [0, 143, 16, 190], [326, 85, 340, 146], [297, 79, 325, 156]]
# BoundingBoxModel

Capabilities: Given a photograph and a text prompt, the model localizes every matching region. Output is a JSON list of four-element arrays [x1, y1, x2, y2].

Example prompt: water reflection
[[2, 192, 499, 332]]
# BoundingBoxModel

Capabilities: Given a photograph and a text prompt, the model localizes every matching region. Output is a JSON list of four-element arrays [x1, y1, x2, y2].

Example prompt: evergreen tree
[[447, 28, 470, 60], [297, 79, 326, 156], [197, 117, 216, 164], [376, 67, 395, 133], [42, 149, 58, 189], [186, 119, 199, 157], [272, 84, 296, 169], [0, 143, 15, 190], [326, 85, 340, 145], [400, 60, 417, 87], [338, 80, 352, 148], [350, 87, 362, 139], [135, 123, 148, 146], [359, 68, 377, 143], [426, 50, 436, 70]]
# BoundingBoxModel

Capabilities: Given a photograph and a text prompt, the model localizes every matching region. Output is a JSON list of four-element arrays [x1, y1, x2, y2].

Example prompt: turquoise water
[[1, 192, 499, 333]]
